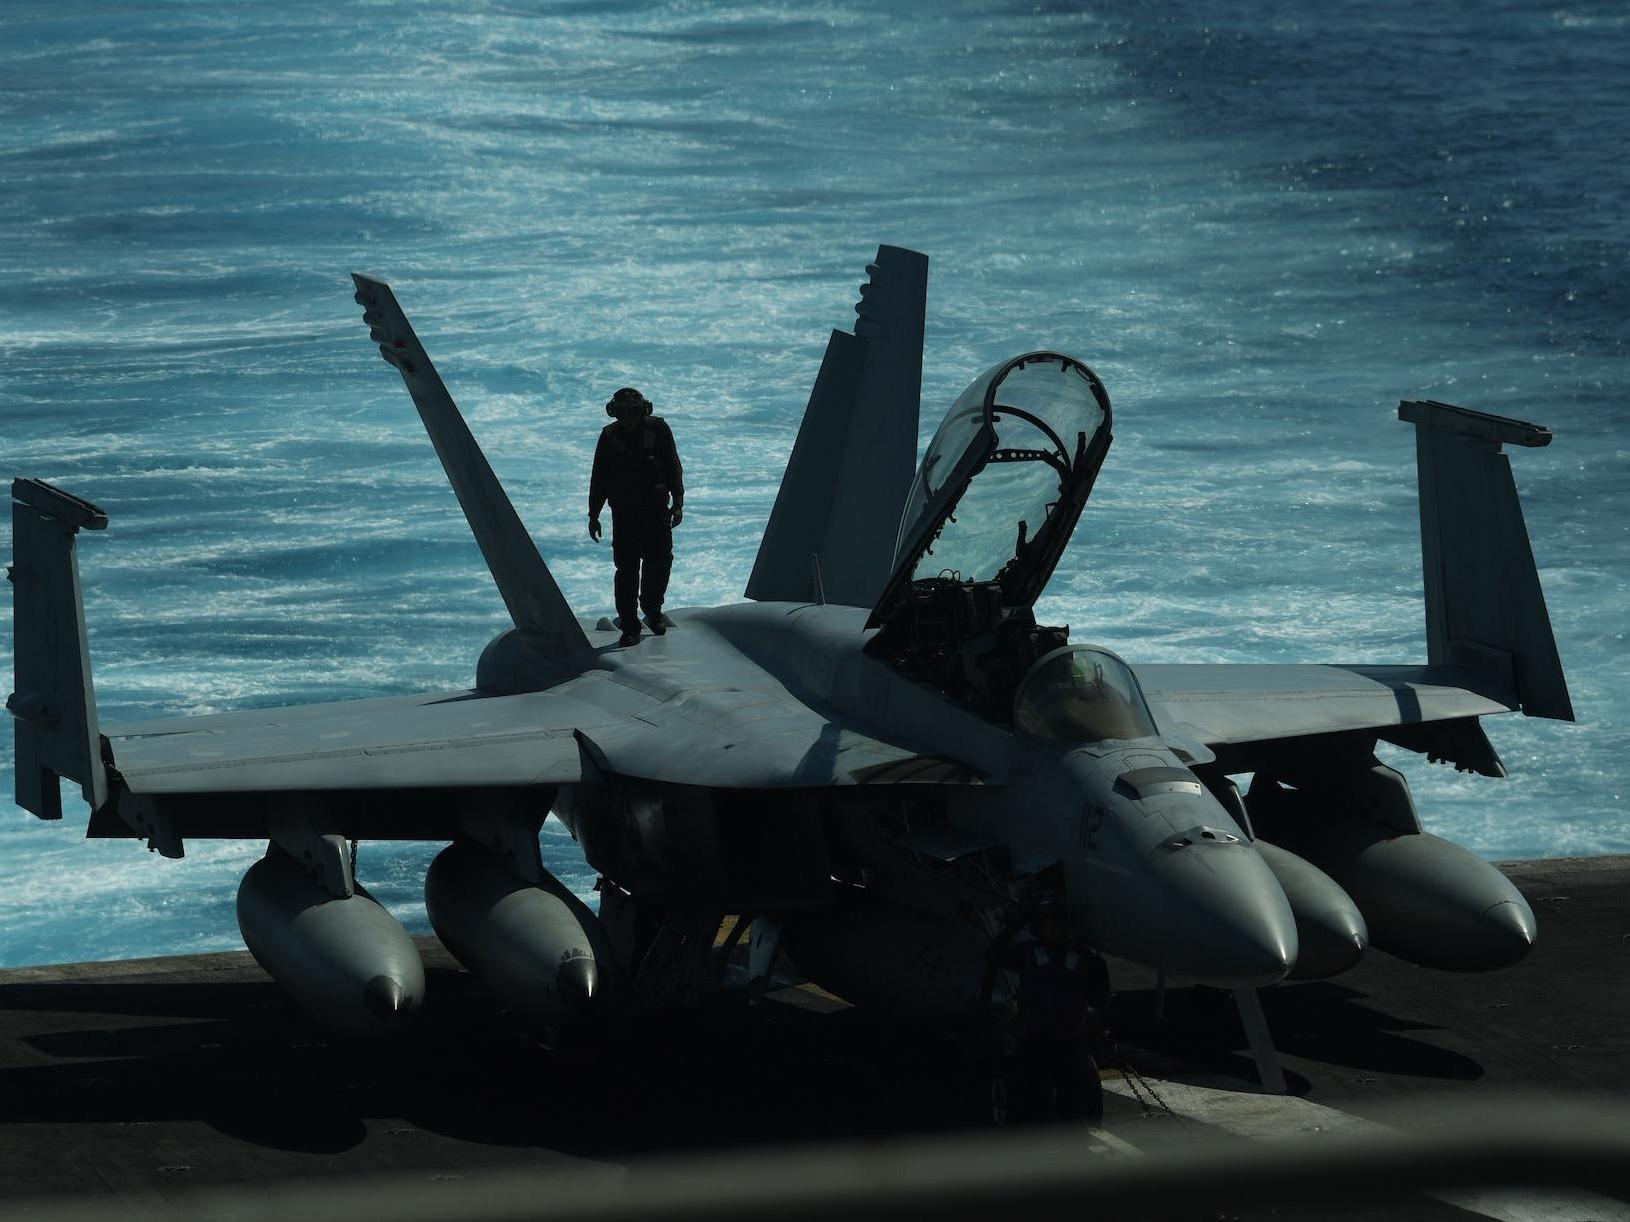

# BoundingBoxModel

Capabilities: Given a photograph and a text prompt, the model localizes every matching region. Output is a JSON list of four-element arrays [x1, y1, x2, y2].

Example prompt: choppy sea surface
[[1, 0, 1625, 967]]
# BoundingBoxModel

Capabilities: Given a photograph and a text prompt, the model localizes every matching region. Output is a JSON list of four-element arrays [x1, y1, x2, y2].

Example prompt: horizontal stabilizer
[[352, 274, 588, 666], [747, 246, 928, 607], [1401, 399, 1573, 721], [7, 479, 108, 818]]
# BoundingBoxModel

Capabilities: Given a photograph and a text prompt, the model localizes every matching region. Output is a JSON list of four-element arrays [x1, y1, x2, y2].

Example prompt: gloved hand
[[588, 515, 602, 542], [670, 502, 684, 528]]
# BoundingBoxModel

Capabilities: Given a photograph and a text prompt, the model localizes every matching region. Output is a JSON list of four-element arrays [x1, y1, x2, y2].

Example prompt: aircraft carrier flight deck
[[0, 855, 1625, 1221]]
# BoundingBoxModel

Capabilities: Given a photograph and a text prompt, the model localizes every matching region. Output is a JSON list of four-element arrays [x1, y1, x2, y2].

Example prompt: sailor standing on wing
[[588, 387, 684, 647]]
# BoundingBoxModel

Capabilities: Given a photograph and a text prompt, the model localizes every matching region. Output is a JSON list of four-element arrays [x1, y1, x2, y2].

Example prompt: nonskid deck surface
[[0, 857, 1626, 1219]]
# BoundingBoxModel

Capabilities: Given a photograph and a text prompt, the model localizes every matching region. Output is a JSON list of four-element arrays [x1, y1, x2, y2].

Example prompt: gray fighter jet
[[9, 246, 1572, 1053]]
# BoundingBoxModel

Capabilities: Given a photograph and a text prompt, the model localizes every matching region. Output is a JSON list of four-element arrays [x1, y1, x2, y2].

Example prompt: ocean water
[[1, 0, 1625, 968]]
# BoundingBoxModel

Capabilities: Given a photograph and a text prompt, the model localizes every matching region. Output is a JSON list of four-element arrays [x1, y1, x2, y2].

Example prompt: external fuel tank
[[424, 839, 615, 1022], [236, 847, 425, 1036], [1250, 777, 1535, 971]]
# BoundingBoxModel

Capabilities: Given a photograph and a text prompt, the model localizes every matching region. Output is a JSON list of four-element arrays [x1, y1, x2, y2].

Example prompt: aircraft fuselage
[[560, 601, 1298, 990]]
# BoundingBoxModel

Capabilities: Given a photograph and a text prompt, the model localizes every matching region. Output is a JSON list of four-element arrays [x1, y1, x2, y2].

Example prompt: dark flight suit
[[999, 935, 1110, 1123], [589, 415, 684, 632]]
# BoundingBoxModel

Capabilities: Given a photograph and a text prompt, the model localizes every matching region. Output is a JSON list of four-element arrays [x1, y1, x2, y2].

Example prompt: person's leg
[[1083, 1052, 1104, 1125], [610, 510, 641, 637], [639, 514, 673, 629], [1016, 1039, 1053, 1122], [1054, 1039, 1101, 1123]]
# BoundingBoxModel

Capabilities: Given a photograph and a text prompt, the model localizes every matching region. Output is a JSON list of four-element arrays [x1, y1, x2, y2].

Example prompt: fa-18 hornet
[[10, 246, 1572, 1052]]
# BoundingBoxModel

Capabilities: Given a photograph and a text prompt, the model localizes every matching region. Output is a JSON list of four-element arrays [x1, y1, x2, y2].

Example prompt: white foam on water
[[1, 0, 1624, 966]]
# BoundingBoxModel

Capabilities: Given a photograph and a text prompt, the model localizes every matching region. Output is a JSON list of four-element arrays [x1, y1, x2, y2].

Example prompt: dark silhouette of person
[[589, 387, 684, 647], [997, 903, 1110, 1124]]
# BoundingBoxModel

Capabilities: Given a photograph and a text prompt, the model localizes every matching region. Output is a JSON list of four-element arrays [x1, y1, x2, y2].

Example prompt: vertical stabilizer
[[1401, 399, 1573, 721], [746, 246, 928, 607], [352, 275, 589, 664], [7, 479, 108, 817]]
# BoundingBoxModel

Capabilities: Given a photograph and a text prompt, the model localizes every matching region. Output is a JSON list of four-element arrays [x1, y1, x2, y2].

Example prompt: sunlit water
[[2, 0, 1625, 966]]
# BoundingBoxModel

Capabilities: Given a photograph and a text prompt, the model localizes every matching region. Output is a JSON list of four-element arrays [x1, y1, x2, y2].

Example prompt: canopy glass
[[1012, 646, 1158, 742], [873, 352, 1111, 621]]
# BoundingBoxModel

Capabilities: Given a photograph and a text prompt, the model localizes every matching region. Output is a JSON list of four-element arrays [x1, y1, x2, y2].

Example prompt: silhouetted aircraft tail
[[352, 274, 589, 662], [746, 246, 928, 607], [7, 479, 109, 819], [1401, 399, 1573, 721]]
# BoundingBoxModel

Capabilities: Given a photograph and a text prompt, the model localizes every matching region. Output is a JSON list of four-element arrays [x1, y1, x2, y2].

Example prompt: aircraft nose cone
[[1154, 845, 1298, 988], [363, 974, 416, 1028], [558, 958, 600, 1010], [1475, 899, 1537, 970]]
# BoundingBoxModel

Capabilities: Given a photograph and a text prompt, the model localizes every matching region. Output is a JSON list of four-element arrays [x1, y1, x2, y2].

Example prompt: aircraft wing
[[103, 669, 943, 798], [1133, 662, 1520, 774]]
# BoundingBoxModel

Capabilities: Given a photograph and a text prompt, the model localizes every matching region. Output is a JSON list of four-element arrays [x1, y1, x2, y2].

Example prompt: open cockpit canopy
[[869, 352, 1111, 625]]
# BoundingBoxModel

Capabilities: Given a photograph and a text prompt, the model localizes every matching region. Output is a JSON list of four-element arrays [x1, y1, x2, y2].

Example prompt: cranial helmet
[[606, 387, 653, 418]]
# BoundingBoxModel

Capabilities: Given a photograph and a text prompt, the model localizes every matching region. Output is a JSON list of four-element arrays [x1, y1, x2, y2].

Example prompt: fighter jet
[[9, 246, 1572, 1048]]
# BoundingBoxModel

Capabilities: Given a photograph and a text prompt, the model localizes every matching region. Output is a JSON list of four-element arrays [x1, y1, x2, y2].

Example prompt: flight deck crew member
[[998, 903, 1110, 1124], [588, 387, 684, 647]]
